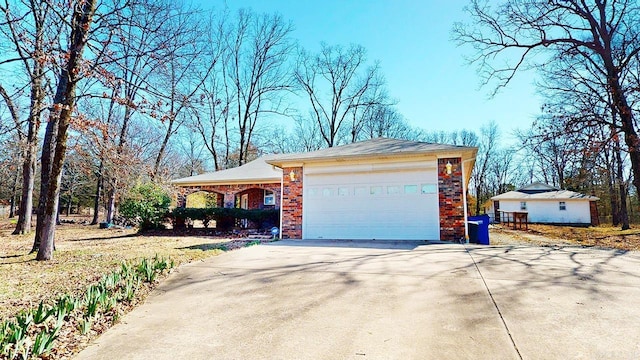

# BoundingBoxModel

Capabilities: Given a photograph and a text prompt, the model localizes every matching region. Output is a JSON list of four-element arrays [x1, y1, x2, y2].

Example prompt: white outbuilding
[[490, 182, 600, 226]]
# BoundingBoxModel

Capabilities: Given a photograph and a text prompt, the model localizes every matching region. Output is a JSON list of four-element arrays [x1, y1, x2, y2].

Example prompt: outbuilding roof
[[171, 155, 282, 186], [491, 188, 599, 201], [266, 137, 477, 166]]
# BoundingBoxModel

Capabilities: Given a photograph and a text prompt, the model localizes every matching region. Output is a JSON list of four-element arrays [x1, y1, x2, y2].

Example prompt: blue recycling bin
[[468, 214, 490, 245]]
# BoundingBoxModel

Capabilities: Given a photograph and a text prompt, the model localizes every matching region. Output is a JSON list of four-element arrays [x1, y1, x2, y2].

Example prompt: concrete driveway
[[75, 240, 640, 360]]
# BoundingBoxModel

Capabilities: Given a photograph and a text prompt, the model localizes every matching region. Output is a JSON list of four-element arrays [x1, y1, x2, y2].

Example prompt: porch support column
[[223, 192, 235, 208]]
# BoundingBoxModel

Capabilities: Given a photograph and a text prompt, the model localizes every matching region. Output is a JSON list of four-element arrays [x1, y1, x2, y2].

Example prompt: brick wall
[[241, 188, 267, 210], [438, 158, 465, 241], [281, 166, 303, 239]]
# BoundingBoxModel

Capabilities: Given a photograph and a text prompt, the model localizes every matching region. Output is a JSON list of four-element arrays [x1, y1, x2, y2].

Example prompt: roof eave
[[267, 147, 478, 168], [172, 177, 281, 187]]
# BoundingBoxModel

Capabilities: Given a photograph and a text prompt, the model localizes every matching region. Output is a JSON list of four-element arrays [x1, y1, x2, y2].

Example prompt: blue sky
[[198, 0, 541, 140]]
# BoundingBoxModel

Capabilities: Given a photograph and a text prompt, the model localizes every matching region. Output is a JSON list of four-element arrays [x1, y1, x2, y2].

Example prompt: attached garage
[[303, 161, 439, 240], [267, 138, 477, 241]]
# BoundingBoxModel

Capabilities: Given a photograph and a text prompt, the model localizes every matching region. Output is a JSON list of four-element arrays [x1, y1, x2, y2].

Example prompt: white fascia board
[[173, 178, 281, 187]]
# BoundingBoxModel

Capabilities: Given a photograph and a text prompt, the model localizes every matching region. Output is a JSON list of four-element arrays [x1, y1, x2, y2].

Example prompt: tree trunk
[[105, 184, 116, 224], [13, 88, 41, 235], [91, 166, 103, 225], [5, 2, 45, 235], [605, 66, 640, 211], [37, 0, 97, 261], [9, 195, 15, 219], [614, 136, 630, 230], [607, 167, 620, 226], [9, 169, 19, 218], [38, 105, 73, 260], [32, 111, 58, 252], [153, 118, 174, 177], [65, 194, 72, 216]]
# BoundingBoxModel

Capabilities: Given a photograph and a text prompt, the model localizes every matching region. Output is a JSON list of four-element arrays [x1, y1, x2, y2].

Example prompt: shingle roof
[[266, 137, 477, 166], [171, 155, 282, 186], [492, 189, 599, 201]]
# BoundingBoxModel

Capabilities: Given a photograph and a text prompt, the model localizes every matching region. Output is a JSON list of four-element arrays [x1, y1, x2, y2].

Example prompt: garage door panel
[[303, 167, 440, 240]]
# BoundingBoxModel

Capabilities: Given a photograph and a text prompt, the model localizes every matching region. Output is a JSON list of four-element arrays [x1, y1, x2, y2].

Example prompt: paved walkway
[[75, 241, 640, 359]]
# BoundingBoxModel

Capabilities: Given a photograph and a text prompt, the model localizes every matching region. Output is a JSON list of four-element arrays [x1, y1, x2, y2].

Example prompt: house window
[[264, 190, 275, 205], [370, 186, 382, 195], [559, 201, 566, 211], [338, 187, 349, 196], [520, 201, 527, 210]]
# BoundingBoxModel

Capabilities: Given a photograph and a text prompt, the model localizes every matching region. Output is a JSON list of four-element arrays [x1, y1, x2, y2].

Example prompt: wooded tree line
[[0, 0, 639, 261], [454, 0, 640, 229]]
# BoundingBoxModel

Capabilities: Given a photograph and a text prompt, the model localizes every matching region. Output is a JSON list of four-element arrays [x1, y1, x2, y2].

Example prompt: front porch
[[175, 183, 281, 230]]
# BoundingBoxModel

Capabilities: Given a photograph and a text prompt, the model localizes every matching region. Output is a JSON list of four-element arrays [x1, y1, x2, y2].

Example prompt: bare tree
[[190, 81, 232, 170], [489, 148, 516, 195], [295, 43, 385, 147], [176, 129, 208, 177], [36, 0, 98, 260], [532, 46, 632, 228], [86, 0, 199, 222], [0, 0, 57, 235], [359, 105, 422, 141], [150, 3, 216, 177], [224, 9, 295, 165], [470, 121, 499, 215], [187, 9, 294, 168], [454, 0, 640, 196], [348, 74, 390, 142]]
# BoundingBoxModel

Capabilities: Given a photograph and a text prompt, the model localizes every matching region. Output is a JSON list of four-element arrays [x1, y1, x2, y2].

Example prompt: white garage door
[[303, 165, 440, 240]]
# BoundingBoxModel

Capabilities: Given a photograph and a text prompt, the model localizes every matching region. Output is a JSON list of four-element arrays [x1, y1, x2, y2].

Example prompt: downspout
[[278, 167, 284, 240], [462, 158, 474, 243]]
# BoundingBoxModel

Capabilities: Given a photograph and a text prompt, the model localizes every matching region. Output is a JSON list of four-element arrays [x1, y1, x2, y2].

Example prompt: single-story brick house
[[266, 138, 477, 241], [490, 182, 600, 225], [172, 154, 282, 213]]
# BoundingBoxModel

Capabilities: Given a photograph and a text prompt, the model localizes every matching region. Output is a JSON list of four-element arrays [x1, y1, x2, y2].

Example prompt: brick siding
[[281, 167, 303, 239], [438, 158, 465, 241]]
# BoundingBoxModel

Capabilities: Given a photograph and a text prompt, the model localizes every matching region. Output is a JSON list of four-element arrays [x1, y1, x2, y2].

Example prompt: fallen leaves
[[490, 223, 640, 251]]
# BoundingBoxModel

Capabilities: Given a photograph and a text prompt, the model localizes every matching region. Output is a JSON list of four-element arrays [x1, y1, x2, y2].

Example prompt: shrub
[[168, 208, 279, 230], [119, 183, 171, 229]]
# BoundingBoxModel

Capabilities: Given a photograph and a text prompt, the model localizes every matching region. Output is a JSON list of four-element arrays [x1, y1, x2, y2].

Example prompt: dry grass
[[491, 223, 640, 251], [0, 217, 264, 358]]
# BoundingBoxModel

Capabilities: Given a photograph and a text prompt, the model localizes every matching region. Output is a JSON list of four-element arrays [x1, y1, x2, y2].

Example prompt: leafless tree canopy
[[295, 43, 388, 147], [454, 0, 640, 197]]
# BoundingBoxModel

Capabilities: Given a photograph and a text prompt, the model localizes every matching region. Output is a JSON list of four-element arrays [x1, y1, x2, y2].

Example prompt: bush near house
[[168, 208, 279, 231], [119, 183, 172, 229]]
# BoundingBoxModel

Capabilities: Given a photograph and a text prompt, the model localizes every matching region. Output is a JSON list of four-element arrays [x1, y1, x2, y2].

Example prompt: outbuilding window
[[264, 190, 275, 205], [559, 201, 566, 211], [520, 201, 527, 210]]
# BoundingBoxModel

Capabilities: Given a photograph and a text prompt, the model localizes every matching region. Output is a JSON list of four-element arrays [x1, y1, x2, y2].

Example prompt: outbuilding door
[[303, 165, 440, 240]]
